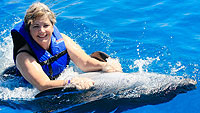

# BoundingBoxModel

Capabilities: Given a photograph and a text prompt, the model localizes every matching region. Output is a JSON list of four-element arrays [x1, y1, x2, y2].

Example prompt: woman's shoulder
[[17, 44, 32, 54], [16, 44, 35, 62], [61, 33, 70, 39], [61, 33, 77, 46], [61, 33, 77, 44]]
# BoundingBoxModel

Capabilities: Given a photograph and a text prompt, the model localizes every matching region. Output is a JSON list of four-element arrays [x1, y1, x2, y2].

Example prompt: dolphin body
[[34, 72, 196, 113]]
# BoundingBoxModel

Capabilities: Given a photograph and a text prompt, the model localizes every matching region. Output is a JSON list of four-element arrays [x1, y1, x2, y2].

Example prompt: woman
[[11, 2, 122, 92]]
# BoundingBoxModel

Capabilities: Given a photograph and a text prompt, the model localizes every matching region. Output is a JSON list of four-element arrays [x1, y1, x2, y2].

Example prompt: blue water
[[0, 0, 200, 113]]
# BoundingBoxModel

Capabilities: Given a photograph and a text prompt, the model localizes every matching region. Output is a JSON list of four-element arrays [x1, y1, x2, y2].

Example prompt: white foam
[[0, 87, 38, 100], [170, 61, 186, 74], [0, 19, 39, 101], [131, 56, 160, 72], [0, 19, 22, 73], [56, 67, 79, 80]]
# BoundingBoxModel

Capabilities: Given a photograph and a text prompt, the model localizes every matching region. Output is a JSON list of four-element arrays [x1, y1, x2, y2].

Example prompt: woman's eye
[[44, 24, 49, 28], [33, 25, 39, 28]]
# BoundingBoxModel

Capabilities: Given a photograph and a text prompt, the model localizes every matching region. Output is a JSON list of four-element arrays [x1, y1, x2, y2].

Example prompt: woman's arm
[[61, 33, 122, 72], [16, 45, 94, 91], [16, 51, 65, 91]]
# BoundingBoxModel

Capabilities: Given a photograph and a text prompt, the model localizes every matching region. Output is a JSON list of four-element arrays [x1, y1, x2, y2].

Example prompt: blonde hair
[[24, 2, 56, 29]]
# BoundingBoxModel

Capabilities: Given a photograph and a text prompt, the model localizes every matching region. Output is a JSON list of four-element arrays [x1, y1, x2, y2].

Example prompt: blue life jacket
[[11, 21, 70, 79]]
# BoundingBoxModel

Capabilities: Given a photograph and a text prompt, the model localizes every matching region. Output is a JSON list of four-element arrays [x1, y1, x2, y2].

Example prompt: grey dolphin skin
[[34, 72, 196, 113]]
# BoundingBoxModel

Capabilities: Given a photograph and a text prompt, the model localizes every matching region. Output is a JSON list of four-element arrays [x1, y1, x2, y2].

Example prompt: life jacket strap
[[39, 49, 68, 66], [39, 49, 68, 79], [48, 64, 53, 78]]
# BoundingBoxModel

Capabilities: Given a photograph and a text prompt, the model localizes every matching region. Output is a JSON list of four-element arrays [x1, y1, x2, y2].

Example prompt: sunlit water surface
[[0, 0, 199, 113]]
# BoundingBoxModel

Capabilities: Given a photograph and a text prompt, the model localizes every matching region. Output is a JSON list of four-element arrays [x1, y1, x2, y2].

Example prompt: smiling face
[[29, 15, 54, 50]]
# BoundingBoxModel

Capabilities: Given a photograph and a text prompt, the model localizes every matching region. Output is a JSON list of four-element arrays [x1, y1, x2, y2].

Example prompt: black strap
[[39, 49, 68, 66], [16, 50, 34, 58], [16, 49, 68, 80], [48, 64, 54, 80], [39, 49, 68, 79]]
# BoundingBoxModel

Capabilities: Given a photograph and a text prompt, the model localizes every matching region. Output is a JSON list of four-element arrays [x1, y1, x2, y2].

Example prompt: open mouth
[[38, 34, 48, 39]]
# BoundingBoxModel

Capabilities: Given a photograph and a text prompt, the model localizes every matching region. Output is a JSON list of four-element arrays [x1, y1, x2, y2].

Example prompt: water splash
[[129, 57, 160, 73], [56, 67, 79, 80], [0, 16, 37, 101], [0, 18, 21, 73], [170, 61, 186, 75], [0, 87, 38, 100], [0, 75, 39, 101]]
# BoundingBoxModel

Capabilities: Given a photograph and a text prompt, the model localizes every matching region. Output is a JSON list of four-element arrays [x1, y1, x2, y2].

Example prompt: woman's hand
[[69, 77, 94, 90], [102, 58, 123, 72]]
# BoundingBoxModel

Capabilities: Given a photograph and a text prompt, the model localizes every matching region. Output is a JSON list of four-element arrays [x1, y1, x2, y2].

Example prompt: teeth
[[38, 34, 47, 38]]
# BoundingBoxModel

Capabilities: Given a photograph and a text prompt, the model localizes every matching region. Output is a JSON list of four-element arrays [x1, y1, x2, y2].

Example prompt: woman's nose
[[39, 26, 45, 33]]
